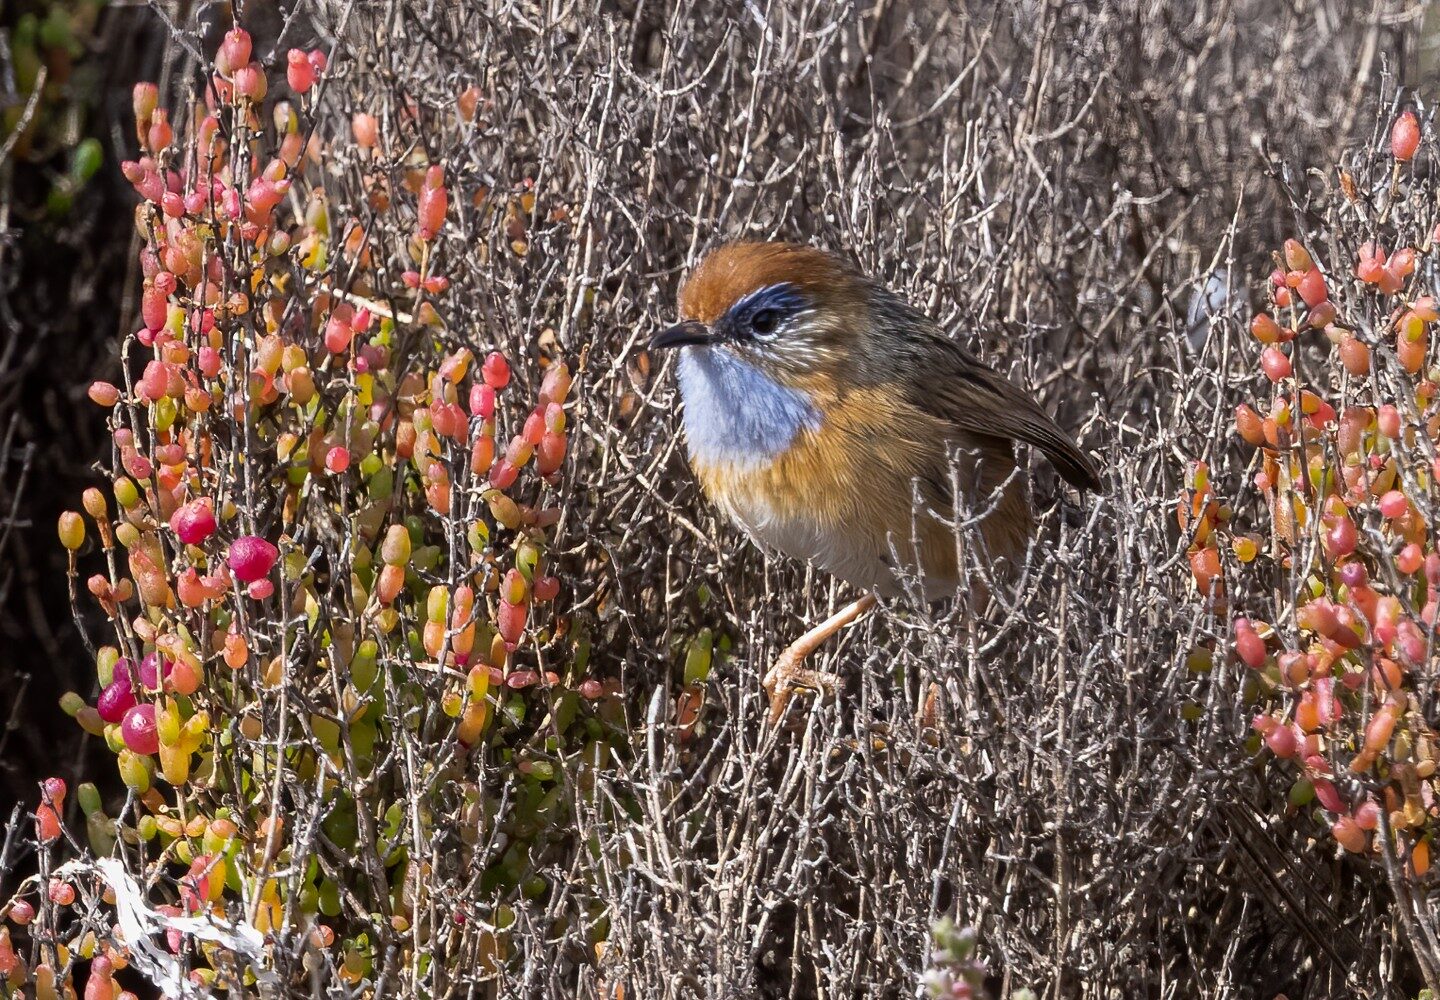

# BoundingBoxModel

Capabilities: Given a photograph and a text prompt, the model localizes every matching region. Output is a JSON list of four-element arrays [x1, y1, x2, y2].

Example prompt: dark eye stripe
[[726, 283, 806, 340]]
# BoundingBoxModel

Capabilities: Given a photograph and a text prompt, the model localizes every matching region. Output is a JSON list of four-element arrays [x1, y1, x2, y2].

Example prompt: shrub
[[1, 24, 620, 997], [1185, 104, 1440, 988]]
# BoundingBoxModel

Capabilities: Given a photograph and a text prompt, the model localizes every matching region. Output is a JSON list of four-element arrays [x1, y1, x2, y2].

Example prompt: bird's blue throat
[[676, 345, 821, 468]]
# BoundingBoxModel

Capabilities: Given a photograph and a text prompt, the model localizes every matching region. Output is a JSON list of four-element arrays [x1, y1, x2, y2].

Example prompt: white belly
[[722, 493, 937, 598]]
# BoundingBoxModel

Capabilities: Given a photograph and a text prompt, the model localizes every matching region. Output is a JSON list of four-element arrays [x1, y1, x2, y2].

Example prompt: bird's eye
[[750, 308, 780, 336]]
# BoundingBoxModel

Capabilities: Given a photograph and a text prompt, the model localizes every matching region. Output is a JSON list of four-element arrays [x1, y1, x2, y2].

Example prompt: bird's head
[[650, 242, 874, 385]]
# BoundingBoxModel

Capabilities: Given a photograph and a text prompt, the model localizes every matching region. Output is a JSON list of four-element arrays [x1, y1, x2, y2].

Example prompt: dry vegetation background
[[4, 0, 1440, 997]]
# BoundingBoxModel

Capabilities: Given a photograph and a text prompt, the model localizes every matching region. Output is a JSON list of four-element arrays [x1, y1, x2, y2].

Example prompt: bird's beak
[[649, 320, 716, 350]]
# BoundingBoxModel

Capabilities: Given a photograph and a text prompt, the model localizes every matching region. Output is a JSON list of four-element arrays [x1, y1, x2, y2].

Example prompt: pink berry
[[1339, 561, 1367, 587], [121, 703, 159, 755], [1324, 515, 1356, 557], [1399, 543, 1425, 575], [1379, 405, 1402, 438], [1314, 778, 1343, 813], [229, 535, 278, 583], [286, 49, 316, 93], [9, 899, 34, 925], [1264, 723, 1298, 758], [232, 65, 267, 102], [325, 447, 351, 473], [1333, 815, 1367, 853], [220, 28, 252, 70], [324, 313, 353, 353], [88, 382, 120, 407], [170, 499, 217, 544], [138, 651, 172, 690], [1380, 490, 1410, 519], [199, 346, 223, 378]]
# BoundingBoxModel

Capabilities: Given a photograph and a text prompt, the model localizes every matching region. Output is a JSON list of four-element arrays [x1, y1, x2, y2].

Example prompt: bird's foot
[[762, 651, 842, 724], [760, 593, 879, 724]]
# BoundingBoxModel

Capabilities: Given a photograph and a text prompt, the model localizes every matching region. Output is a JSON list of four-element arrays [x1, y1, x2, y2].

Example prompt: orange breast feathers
[[690, 373, 1026, 594]]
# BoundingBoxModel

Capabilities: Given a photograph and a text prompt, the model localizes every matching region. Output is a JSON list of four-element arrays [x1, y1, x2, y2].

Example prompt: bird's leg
[[763, 593, 878, 723]]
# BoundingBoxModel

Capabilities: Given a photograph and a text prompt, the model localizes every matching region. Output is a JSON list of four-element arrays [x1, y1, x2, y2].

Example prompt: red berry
[[1234, 618, 1267, 669], [417, 175, 448, 240], [233, 65, 267, 101], [1260, 347, 1292, 382], [97, 676, 137, 724], [229, 535, 278, 583], [1393, 110, 1421, 161], [489, 459, 518, 490], [482, 352, 511, 389], [325, 447, 351, 473], [1297, 268, 1327, 307], [1379, 490, 1409, 519], [469, 383, 496, 419], [497, 599, 527, 650]]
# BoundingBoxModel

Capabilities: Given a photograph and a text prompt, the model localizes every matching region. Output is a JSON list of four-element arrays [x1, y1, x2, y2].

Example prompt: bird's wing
[[911, 336, 1102, 492]]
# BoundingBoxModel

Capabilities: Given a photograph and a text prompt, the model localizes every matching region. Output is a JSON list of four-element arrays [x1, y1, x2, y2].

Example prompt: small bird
[[651, 241, 1101, 721]]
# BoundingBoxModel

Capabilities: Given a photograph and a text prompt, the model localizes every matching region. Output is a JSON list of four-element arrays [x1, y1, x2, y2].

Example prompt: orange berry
[[1283, 239, 1313, 272], [1339, 335, 1370, 375]]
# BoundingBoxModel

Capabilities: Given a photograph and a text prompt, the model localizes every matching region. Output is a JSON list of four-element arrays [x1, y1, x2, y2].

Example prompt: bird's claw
[[762, 653, 841, 724]]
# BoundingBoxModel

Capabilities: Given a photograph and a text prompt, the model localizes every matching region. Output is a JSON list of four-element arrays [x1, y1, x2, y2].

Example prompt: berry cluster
[[5, 26, 625, 996], [1183, 109, 1440, 872]]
